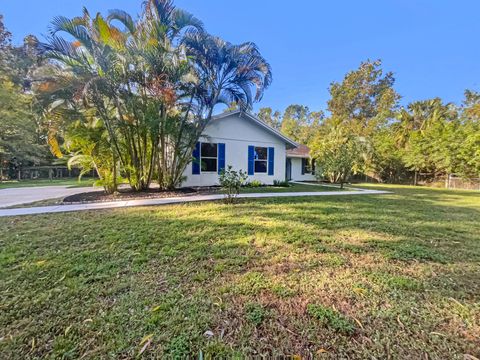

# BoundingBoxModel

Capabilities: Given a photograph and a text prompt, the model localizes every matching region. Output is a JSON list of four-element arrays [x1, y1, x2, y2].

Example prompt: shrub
[[218, 165, 248, 204], [273, 179, 290, 187], [246, 179, 263, 187], [307, 304, 355, 335]]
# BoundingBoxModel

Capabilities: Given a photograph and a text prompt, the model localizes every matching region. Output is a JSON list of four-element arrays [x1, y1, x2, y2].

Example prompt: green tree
[[0, 16, 47, 180], [371, 128, 404, 183], [456, 90, 480, 178], [310, 126, 364, 188], [39, 1, 204, 191], [257, 107, 282, 129], [65, 114, 121, 193], [280, 104, 323, 144], [327, 59, 400, 137], [38, 0, 272, 192], [395, 98, 457, 184]]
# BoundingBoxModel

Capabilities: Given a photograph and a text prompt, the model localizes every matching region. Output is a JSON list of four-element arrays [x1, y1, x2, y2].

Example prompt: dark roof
[[286, 144, 310, 158]]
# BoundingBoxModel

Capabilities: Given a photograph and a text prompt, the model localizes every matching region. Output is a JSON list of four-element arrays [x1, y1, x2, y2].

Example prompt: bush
[[218, 165, 248, 204], [246, 179, 263, 187], [273, 180, 290, 187]]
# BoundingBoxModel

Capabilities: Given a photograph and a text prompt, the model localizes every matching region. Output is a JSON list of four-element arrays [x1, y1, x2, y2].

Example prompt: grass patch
[[0, 184, 479, 358], [0, 178, 95, 189], [244, 303, 268, 326], [307, 304, 355, 335], [238, 182, 342, 193]]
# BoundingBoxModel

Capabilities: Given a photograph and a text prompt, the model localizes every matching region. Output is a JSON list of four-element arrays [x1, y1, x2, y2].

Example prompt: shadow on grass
[[1, 185, 479, 358]]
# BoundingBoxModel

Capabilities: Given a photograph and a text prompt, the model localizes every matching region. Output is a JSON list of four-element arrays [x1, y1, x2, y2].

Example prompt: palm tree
[[37, 0, 272, 191], [394, 98, 456, 185], [183, 31, 272, 120], [157, 25, 273, 189], [39, 0, 203, 191]]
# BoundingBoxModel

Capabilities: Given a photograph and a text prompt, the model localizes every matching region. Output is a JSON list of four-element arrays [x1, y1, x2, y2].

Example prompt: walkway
[[0, 188, 389, 217]]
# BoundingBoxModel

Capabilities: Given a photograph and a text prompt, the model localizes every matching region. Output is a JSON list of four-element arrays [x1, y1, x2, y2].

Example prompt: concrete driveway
[[0, 186, 96, 208]]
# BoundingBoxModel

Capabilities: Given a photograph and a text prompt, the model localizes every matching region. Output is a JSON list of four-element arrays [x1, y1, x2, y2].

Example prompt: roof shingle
[[286, 144, 310, 158]]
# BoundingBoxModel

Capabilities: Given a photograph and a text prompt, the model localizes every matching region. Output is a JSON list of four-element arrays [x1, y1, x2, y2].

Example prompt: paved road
[[0, 188, 390, 217], [0, 186, 97, 208]]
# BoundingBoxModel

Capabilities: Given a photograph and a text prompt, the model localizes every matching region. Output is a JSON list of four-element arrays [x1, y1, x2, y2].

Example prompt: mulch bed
[[63, 186, 219, 204]]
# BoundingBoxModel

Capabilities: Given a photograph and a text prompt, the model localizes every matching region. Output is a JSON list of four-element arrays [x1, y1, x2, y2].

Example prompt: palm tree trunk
[[112, 151, 117, 192]]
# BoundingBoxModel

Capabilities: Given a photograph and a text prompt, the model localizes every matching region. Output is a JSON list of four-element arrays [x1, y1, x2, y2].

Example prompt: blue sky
[[2, 0, 480, 113]]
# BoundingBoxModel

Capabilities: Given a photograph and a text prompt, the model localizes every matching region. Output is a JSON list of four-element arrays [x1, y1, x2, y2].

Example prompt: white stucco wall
[[289, 157, 316, 182], [181, 113, 287, 187]]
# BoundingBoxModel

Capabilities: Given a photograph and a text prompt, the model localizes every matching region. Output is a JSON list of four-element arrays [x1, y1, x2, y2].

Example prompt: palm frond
[[107, 9, 136, 34]]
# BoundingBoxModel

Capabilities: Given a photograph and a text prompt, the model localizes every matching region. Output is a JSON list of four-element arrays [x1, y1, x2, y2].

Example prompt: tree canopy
[[0, 7, 478, 189]]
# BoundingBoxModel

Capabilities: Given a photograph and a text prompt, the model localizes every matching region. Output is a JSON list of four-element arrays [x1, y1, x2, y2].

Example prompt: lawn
[[0, 178, 95, 189], [0, 185, 479, 358], [238, 183, 341, 193]]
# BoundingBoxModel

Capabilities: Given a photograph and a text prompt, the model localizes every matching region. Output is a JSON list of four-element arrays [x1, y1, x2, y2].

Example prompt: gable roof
[[286, 144, 310, 158], [212, 110, 298, 149]]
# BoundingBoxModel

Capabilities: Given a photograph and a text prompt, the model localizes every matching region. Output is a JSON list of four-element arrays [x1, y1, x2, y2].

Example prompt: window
[[201, 143, 217, 172], [254, 146, 268, 173], [302, 158, 316, 174]]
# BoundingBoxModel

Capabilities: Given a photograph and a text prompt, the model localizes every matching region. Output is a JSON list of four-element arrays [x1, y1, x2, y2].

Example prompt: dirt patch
[[63, 186, 219, 204]]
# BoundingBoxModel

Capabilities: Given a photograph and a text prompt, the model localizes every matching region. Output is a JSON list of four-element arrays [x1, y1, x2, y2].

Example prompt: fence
[[350, 172, 480, 191], [0, 165, 96, 181], [446, 175, 480, 191]]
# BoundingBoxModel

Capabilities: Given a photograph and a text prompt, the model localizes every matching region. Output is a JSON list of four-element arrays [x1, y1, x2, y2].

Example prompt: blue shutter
[[218, 143, 226, 174], [268, 147, 274, 175], [301, 158, 306, 175], [248, 145, 255, 175], [192, 142, 200, 175]]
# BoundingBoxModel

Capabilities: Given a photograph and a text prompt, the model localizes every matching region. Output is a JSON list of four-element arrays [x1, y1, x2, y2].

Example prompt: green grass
[[0, 178, 95, 189], [0, 185, 479, 358], [238, 182, 341, 193]]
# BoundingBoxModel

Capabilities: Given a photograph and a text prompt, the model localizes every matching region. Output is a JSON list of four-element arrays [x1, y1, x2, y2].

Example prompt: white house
[[181, 110, 316, 187]]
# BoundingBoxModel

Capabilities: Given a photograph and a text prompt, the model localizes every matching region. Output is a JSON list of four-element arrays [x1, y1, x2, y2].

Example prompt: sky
[[2, 0, 480, 113]]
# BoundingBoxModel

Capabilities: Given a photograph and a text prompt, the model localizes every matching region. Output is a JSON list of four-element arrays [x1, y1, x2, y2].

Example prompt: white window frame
[[254, 146, 268, 174], [200, 142, 218, 173]]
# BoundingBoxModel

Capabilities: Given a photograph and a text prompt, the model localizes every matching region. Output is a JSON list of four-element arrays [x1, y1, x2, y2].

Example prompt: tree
[[0, 16, 47, 180], [38, 1, 205, 191], [257, 107, 282, 129], [279, 104, 323, 144], [327, 59, 400, 137], [457, 90, 480, 178], [310, 126, 364, 188], [371, 128, 404, 183], [175, 31, 272, 188], [37, 0, 272, 192], [395, 98, 457, 184], [61, 109, 122, 193]]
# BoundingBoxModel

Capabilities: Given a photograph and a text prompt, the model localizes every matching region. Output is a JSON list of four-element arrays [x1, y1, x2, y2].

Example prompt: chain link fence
[[0, 165, 96, 181]]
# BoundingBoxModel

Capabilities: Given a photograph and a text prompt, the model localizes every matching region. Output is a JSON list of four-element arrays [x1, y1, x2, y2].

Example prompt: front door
[[286, 158, 292, 181]]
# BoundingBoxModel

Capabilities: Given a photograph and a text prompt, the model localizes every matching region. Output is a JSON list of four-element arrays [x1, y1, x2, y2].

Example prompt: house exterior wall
[[289, 157, 316, 182], [181, 114, 287, 187]]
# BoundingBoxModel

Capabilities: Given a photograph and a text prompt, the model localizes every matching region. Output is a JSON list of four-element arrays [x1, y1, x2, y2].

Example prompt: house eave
[[286, 154, 310, 159]]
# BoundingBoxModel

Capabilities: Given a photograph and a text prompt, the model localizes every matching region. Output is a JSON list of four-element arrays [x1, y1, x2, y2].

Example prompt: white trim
[[286, 154, 310, 159], [253, 145, 268, 174]]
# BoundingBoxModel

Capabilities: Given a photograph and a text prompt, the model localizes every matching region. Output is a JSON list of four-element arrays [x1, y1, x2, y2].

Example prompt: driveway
[[0, 186, 98, 208]]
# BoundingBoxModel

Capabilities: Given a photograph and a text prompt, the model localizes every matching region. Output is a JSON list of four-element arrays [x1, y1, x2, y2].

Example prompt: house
[[181, 110, 316, 187], [286, 144, 316, 182]]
